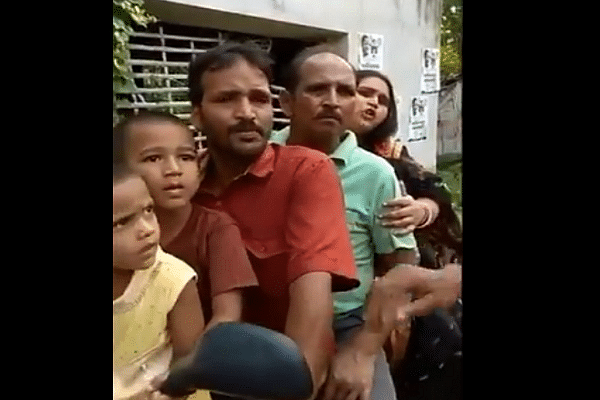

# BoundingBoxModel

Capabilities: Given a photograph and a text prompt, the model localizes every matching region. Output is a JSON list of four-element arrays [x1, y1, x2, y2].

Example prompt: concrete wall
[[145, 0, 442, 171], [437, 79, 462, 157]]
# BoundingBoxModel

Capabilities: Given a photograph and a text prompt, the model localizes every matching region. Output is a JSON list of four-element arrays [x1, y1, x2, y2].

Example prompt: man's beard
[[202, 120, 271, 161]]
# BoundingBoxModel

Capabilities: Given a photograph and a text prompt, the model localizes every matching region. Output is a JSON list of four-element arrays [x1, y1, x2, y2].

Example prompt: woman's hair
[[355, 69, 398, 152], [356, 71, 462, 261], [355, 70, 427, 181]]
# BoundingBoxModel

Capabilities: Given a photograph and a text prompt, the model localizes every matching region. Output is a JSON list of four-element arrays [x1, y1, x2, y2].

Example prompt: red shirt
[[163, 204, 259, 324], [192, 143, 359, 334]]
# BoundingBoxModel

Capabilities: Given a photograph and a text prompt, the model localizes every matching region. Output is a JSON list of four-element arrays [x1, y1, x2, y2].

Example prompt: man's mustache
[[228, 122, 265, 135], [315, 110, 342, 122]]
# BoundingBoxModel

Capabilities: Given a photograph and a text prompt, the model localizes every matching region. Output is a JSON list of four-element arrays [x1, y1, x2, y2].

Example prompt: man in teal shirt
[[271, 45, 418, 400], [271, 127, 416, 315]]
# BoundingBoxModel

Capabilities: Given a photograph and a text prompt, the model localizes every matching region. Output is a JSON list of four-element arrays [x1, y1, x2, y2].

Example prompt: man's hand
[[321, 345, 376, 400], [403, 263, 461, 316], [319, 280, 412, 400], [386, 319, 412, 367], [383, 263, 462, 318]]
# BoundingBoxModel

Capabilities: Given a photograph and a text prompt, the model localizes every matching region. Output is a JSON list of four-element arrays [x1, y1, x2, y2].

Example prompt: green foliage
[[440, 0, 462, 82], [440, 42, 461, 78], [437, 157, 462, 214], [113, 0, 157, 94]]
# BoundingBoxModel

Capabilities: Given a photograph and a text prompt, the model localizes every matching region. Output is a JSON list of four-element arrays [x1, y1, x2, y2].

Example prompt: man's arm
[[283, 154, 358, 398], [321, 272, 413, 400], [321, 250, 417, 400], [342, 172, 419, 363], [358, 262, 461, 346], [285, 271, 334, 399], [383, 262, 462, 316], [373, 248, 419, 277], [330, 248, 419, 370], [323, 167, 419, 399]]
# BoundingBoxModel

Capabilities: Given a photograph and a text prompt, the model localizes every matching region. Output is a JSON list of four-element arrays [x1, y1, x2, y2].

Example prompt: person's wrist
[[347, 329, 382, 357]]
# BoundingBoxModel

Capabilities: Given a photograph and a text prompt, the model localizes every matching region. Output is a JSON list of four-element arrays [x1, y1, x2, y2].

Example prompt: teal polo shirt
[[270, 127, 417, 315]]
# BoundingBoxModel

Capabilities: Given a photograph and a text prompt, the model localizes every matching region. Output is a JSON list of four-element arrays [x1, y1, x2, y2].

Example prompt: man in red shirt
[[187, 42, 359, 398]]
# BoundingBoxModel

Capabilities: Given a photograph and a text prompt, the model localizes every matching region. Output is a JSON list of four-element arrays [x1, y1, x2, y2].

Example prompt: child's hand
[[149, 391, 187, 400], [147, 373, 189, 400], [127, 388, 155, 400]]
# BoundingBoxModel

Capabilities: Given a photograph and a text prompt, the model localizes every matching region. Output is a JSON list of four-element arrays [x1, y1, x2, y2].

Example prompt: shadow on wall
[[417, 0, 442, 25]]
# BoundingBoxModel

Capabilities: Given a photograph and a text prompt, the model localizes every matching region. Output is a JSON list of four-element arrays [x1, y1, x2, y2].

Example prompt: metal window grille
[[115, 22, 290, 145]]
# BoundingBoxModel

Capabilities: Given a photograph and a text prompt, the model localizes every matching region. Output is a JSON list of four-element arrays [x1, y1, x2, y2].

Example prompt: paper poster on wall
[[420, 48, 440, 93], [358, 33, 383, 70], [408, 96, 428, 142]]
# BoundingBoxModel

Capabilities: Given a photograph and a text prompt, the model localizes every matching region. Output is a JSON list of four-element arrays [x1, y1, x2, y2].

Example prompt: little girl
[[113, 163, 210, 400], [113, 111, 258, 333]]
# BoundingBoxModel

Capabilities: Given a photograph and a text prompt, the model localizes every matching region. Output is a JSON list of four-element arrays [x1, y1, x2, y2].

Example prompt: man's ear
[[190, 105, 202, 131], [278, 90, 294, 118]]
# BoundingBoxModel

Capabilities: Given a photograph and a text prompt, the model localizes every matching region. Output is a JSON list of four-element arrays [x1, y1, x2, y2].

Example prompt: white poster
[[358, 33, 383, 70], [408, 96, 428, 142], [420, 48, 440, 93]]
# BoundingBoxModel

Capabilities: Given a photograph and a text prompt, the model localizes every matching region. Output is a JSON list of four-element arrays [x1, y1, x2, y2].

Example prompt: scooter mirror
[[160, 322, 313, 399]]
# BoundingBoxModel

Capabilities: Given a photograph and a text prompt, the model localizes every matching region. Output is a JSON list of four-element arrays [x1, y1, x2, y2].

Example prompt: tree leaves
[[112, 1, 157, 95], [440, 1, 462, 83]]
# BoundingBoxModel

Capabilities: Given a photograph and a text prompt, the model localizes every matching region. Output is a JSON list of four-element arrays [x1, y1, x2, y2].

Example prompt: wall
[[437, 79, 462, 158], [144, 0, 442, 171]]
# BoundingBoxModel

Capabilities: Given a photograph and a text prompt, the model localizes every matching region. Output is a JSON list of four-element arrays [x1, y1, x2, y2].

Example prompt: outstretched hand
[[387, 263, 462, 318]]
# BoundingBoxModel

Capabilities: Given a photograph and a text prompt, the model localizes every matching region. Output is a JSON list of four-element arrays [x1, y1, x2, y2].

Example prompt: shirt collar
[[271, 126, 357, 166], [198, 143, 277, 195], [330, 130, 358, 166], [246, 142, 277, 178], [269, 126, 291, 145]]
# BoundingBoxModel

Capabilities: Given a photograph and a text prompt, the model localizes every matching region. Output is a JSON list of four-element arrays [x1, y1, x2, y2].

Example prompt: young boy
[[113, 111, 258, 332], [113, 163, 210, 400]]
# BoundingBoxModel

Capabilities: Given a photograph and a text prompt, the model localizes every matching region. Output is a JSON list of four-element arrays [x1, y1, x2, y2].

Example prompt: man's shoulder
[[270, 142, 331, 164], [265, 144, 340, 192], [269, 128, 331, 163], [351, 146, 397, 177], [191, 202, 238, 229]]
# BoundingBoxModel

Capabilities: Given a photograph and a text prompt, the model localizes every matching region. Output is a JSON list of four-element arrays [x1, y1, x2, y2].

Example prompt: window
[[115, 22, 299, 146]]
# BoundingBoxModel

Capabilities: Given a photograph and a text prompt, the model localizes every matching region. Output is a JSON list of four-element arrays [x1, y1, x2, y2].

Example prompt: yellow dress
[[113, 247, 211, 400]]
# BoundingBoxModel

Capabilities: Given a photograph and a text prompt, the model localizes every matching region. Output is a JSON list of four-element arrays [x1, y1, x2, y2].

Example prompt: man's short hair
[[281, 44, 354, 94], [112, 111, 192, 165], [188, 41, 275, 106]]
